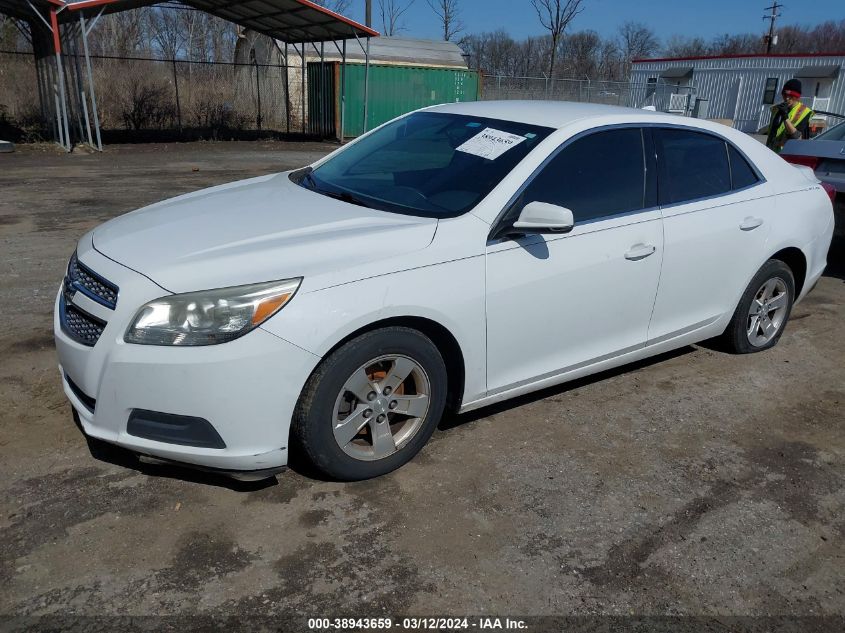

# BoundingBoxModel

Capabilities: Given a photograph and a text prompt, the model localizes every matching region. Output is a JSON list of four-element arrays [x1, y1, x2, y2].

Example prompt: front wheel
[[722, 259, 795, 354], [291, 327, 447, 480]]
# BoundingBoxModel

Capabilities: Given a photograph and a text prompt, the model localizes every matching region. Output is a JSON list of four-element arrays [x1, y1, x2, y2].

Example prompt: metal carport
[[0, 0, 378, 150]]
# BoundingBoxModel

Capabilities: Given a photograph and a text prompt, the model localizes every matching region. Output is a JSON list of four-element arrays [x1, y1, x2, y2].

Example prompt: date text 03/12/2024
[[307, 617, 528, 630]]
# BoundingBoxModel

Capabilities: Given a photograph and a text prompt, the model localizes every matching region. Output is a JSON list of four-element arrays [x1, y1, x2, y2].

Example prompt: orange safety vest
[[772, 102, 813, 151]]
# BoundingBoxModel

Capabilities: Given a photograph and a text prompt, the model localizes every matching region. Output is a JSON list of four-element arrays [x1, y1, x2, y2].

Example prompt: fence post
[[254, 58, 262, 133], [172, 58, 182, 134]]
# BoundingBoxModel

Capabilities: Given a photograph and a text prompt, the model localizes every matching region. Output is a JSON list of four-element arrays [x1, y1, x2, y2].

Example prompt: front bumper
[[54, 246, 321, 476]]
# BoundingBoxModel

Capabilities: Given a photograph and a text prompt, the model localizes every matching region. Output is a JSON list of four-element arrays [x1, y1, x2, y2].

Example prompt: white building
[[630, 52, 845, 134]]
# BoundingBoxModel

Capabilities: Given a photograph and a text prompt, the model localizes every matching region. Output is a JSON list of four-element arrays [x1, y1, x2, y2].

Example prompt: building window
[[646, 77, 657, 99], [762, 78, 778, 104]]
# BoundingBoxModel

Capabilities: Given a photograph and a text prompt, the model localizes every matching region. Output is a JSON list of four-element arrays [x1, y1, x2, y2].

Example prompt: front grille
[[61, 295, 106, 347], [68, 252, 118, 309]]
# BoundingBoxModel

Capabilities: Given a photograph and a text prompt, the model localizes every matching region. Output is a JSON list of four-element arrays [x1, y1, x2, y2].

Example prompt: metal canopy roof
[[318, 37, 468, 69], [795, 64, 841, 79], [0, 0, 379, 42], [185, 0, 378, 43], [0, 0, 156, 21]]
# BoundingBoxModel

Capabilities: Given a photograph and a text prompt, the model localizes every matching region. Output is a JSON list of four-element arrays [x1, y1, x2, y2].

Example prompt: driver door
[[485, 127, 664, 395]]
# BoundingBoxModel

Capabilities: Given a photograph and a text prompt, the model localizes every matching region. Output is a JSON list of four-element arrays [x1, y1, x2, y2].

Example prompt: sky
[[340, 0, 845, 43]]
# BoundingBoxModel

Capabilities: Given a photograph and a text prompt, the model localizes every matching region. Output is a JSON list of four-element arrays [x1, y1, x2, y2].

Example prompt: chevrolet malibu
[[55, 101, 835, 481]]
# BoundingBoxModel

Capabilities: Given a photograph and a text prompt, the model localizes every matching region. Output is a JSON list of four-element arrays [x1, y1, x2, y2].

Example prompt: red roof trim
[[633, 51, 845, 63], [293, 0, 379, 37]]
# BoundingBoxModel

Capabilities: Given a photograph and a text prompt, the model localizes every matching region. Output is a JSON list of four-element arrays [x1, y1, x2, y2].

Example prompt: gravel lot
[[1, 141, 843, 627]]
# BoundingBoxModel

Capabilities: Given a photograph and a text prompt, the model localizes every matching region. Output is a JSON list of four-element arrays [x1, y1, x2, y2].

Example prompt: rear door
[[485, 127, 664, 394], [647, 127, 772, 343]]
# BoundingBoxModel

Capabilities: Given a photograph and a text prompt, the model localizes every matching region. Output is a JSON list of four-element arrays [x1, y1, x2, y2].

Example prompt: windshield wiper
[[293, 166, 375, 209], [320, 189, 373, 208]]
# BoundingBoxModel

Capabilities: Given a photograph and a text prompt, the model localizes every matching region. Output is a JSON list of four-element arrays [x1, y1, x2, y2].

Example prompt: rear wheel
[[291, 327, 447, 480], [722, 259, 795, 354]]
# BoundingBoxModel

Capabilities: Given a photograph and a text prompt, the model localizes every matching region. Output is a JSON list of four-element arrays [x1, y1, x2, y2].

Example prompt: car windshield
[[816, 120, 845, 141], [295, 112, 554, 218]]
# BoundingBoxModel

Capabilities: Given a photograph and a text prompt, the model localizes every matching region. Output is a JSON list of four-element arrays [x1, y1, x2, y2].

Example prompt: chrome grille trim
[[68, 252, 119, 309]]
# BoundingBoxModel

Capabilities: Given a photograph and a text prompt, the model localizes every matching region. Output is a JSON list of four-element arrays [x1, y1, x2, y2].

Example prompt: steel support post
[[79, 13, 102, 150], [363, 37, 370, 133], [340, 38, 346, 142]]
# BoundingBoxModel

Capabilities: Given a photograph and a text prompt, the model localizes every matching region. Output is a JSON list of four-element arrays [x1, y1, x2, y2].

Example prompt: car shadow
[[823, 233, 844, 282], [75, 347, 702, 486], [72, 410, 279, 491], [439, 345, 697, 432]]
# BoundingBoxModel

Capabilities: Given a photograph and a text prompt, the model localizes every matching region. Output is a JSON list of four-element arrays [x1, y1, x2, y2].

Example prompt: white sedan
[[54, 101, 835, 481]]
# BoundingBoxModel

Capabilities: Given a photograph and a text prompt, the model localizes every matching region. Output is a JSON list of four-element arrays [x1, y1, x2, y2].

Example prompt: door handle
[[740, 217, 764, 231], [624, 244, 657, 261]]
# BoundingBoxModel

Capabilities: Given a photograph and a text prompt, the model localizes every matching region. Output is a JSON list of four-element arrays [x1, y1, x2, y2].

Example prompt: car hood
[[92, 172, 438, 293]]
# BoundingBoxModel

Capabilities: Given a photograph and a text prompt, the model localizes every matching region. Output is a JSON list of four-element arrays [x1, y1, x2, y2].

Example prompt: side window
[[518, 128, 645, 223], [727, 144, 760, 190], [655, 128, 731, 205], [762, 78, 779, 105]]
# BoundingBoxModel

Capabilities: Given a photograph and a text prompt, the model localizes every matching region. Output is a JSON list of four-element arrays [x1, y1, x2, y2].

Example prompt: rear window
[[728, 144, 760, 190], [816, 121, 845, 141], [655, 129, 731, 205]]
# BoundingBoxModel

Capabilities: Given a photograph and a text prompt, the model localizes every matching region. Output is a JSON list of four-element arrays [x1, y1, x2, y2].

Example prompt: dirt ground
[[1, 141, 843, 628]]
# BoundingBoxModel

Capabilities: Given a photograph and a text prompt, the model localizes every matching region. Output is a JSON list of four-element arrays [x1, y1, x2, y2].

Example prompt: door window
[[516, 128, 646, 224], [655, 128, 731, 205]]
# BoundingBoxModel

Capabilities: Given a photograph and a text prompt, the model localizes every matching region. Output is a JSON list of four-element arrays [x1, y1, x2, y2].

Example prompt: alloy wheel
[[331, 355, 431, 461], [747, 277, 789, 347]]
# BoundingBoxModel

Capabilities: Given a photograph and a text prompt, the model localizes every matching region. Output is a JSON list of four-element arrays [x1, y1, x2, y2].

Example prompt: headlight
[[124, 278, 301, 346]]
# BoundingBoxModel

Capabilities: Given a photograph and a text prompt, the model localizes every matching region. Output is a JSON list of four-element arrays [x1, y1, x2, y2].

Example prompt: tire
[[722, 259, 796, 354], [291, 327, 447, 481]]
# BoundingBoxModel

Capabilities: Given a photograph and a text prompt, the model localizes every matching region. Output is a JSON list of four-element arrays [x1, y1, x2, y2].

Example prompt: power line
[[763, 2, 783, 54]]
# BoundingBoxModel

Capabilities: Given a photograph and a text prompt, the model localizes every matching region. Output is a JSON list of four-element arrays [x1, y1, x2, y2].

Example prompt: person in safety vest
[[765, 78, 814, 152]]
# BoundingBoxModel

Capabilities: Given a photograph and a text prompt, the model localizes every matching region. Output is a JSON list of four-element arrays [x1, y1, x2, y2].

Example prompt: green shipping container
[[307, 62, 480, 139]]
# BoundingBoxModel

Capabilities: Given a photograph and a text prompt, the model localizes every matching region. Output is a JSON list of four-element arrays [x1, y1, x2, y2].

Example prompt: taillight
[[781, 154, 821, 170], [821, 181, 837, 204]]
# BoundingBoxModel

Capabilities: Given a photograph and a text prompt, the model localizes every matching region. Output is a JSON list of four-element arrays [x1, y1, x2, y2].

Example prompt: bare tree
[[531, 0, 585, 79], [147, 8, 185, 60], [618, 22, 659, 62], [662, 35, 707, 58], [90, 9, 151, 56], [617, 21, 659, 77], [0, 16, 30, 51], [426, 0, 463, 41], [313, 0, 353, 14], [379, 0, 415, 36]]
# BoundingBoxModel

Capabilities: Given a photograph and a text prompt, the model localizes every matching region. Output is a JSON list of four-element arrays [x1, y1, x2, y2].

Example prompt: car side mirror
[[511, 201, 575, 235]]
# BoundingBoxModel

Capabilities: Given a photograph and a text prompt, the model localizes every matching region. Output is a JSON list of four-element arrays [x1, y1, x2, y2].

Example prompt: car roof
[[429, 100, 662, 129]]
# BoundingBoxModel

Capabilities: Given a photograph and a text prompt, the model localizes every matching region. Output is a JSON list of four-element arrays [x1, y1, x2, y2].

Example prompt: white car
[[54, 101, 835, 481]]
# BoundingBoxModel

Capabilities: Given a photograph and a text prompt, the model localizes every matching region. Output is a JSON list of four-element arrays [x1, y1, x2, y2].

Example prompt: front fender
[[261, 256, 488, 405]]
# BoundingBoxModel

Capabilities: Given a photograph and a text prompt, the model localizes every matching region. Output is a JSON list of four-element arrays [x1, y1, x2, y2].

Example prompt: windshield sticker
[[466, 122, 482, 127], [456, 127, 527, 160]]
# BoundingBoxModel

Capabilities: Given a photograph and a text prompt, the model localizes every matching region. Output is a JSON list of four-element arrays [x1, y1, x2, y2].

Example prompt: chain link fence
[[482, 74, 688, 112], [1, 50, 703, 145], [1, 50, 305, 143], [0, 51, 41, 139]]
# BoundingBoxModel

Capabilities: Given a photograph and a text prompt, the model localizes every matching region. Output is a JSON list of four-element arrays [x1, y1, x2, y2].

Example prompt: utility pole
[[365, 0, 372, 27], [763, 2, 782, 54]]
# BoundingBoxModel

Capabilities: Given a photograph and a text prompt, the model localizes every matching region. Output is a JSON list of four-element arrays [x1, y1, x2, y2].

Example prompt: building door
[[725, 77, 743, 122]]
